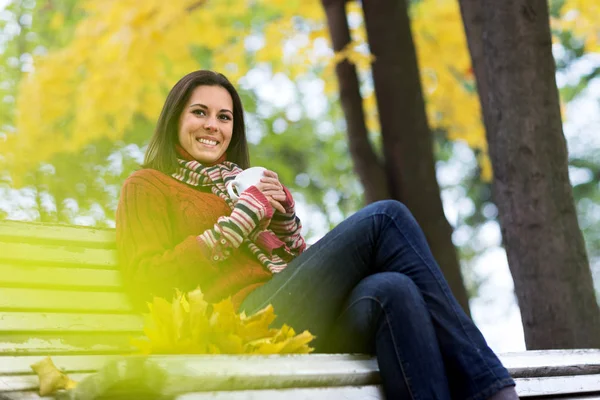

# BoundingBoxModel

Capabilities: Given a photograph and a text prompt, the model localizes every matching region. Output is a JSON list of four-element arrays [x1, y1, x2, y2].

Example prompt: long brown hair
[[144, 70, 250, 172]]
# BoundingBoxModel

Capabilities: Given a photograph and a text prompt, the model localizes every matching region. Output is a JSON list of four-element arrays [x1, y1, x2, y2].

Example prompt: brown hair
[[144, 70, 250, 172]]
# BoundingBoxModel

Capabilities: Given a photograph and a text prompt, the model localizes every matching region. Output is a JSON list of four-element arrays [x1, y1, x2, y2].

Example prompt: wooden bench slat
[[502, 349, 600, 370], [148, 354, 380, 394], [0, 288, 132, 313], [0, 332, 137, 355], [0, 312, 142, 333], [0, 392, 45, 399], [501, 349, 600, 378], [0, 264, 122, 290], [0, 354, 376, 377], [176, 385, 385, 399], [3, 354, 600, 398], [0, 373, 91, 392], [0, 242, 117, 269], [0, 355, 120, 375], [515, 374, 600, 396], [0, 377, 383, 398], [0, 220, 115, 248], [548, 396, 600, 400]]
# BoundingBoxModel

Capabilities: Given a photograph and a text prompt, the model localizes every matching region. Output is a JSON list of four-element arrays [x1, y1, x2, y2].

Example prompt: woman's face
[[178, 85, 234, 164]]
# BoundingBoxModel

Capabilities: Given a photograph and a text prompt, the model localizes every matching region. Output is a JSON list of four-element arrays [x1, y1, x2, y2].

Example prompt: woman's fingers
[[268, 197, 286, 213], [256, 171, 286, 213], [255, 181, 279, 193], [260, 176, 282, 188], [257, 179, 285, 197], [255, 183, 286, 203], [263, 191, 287, 201], [263, 170, 279, 180]]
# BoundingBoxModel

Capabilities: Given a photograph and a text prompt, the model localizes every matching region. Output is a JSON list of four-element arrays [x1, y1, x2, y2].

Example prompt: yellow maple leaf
[[238, 304, 277, 342], [30, 357, 77, 396]]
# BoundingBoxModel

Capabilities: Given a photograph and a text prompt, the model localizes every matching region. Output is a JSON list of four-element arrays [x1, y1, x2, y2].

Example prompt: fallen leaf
[[30, 356, 77, 396]]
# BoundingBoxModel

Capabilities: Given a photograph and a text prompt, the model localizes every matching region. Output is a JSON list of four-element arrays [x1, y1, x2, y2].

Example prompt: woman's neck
[[175, 144, 226, 166]]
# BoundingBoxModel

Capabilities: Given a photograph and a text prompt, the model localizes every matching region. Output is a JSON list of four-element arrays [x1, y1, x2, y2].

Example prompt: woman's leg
[[241, 200, 514, 399], [323, 272, 452, 400]]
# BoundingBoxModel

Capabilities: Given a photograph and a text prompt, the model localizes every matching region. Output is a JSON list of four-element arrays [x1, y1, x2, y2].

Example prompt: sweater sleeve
[[197, 186, 274, 260], [116, 177, 272, 304], [117, 178, 217, 302], [267, 186, 307, 256]]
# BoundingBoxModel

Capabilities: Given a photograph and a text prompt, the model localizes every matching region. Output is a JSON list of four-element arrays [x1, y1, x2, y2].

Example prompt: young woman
[[116, 70, 518, 399]]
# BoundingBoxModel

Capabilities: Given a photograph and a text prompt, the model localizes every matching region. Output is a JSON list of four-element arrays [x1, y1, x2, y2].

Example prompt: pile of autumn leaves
[[31, 289, 314, 396], [132, 288, 315, 355], [31, 288, 315, 396]]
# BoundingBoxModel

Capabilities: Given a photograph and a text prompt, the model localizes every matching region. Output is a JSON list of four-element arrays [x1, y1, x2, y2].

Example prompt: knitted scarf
[[172, 158, 289, 273]]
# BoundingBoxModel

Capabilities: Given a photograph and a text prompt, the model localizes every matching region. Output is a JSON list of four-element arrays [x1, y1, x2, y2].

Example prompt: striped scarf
[[172, 159, 289, 273]]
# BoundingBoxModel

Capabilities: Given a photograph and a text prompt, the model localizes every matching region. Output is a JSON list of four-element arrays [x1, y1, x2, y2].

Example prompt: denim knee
[[364, 199, 413, 222], [371, 272, 421, 304], [324, 272, 424, 353], [348, 272, 423, 312]]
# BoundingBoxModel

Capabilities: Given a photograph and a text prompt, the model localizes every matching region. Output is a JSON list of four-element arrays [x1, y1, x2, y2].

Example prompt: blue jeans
[[241, 200, 515, 399]]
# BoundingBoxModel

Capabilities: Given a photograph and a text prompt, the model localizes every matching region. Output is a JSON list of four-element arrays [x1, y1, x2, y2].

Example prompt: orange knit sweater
[[116, 168, 274, 310]]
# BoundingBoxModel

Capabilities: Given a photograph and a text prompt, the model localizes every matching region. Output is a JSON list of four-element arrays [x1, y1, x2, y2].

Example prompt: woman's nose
[[204, 118, 218, 132]]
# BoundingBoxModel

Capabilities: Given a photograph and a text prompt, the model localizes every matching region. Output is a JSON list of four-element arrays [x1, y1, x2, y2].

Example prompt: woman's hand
[[255, 170, 286, 214]]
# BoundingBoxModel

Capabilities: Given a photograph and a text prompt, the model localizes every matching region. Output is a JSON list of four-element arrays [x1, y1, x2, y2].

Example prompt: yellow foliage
[[49, 13, 65, 31], [131, 288, 315, 355], [30, 357, 77, 396], [333, 40, 376, 72], [6, 0, 330, 181], [557, 0, 600, 52], [7, 0, 596, 183], [411, 0, 486, 151]]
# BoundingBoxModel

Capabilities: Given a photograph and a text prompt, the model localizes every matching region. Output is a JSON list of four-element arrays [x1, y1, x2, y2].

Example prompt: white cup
[[226, 166, 267, 200]]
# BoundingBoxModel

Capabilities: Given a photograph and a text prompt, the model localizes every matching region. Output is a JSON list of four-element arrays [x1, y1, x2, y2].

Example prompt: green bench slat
[[0, 242, 117, 269], [173, 386, 386, 400], [0, 332, 136, 356], [515, 374, 600, 396], [0, 355, 120, 375], [0, 373, 91, 392], [4, 381, 600, 400], [0, 354, 376, 376], [174, 382, 600, 399], [2, 354, 600, 398], [0, 385, 384, 400], [150, 354, 380, 394], [0, 288, 132, 313], [0, 392, 48, 399], [0, 220, 115, 248], [0, 312, 142, 333], [0, 264, 122, 290], [501, 349, 600, 378]]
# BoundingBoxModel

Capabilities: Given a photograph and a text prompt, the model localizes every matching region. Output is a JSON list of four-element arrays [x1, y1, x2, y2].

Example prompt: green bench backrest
[[0, 221, 143, 357]]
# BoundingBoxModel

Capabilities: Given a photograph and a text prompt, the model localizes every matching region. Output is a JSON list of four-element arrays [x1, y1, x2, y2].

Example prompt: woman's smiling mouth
[[196, 137, 219, 147]]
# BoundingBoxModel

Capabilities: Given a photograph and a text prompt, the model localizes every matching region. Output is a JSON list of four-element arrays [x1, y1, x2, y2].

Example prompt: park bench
[[0, 219, 599, 399]]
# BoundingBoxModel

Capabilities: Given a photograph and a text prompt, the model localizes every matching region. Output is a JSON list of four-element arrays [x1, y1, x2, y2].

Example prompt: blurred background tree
[[0, 0, 599, 349]]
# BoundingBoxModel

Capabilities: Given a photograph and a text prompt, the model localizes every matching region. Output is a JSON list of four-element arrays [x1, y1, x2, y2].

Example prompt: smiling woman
[[115, 69, 518, 400]]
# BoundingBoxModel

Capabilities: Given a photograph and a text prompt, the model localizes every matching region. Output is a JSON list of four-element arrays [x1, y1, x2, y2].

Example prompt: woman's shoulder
[[121, 168, 179, 194], [123, 168, 171, 186]]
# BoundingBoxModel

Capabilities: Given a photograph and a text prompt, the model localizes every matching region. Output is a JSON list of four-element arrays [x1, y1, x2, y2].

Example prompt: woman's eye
[[219, 114, 232, 121], [192, 109, 205, 116]]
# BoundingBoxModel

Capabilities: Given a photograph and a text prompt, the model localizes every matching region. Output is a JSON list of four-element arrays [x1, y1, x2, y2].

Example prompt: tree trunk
[[361, 0, 471, 315], [459, 0, 600, 348], [321, 0, 389, 204]]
